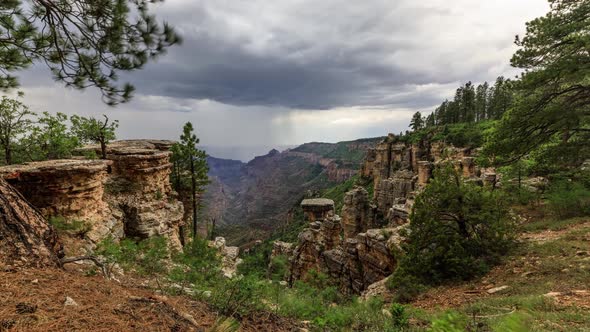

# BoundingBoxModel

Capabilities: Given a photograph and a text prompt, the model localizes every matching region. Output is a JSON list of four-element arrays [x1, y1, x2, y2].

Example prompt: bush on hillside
[[388, 164, 515, 301], [545, 181, 590, 219]]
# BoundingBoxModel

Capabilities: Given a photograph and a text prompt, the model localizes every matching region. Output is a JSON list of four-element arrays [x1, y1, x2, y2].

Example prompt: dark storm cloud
[[126, 0, 532, 110]]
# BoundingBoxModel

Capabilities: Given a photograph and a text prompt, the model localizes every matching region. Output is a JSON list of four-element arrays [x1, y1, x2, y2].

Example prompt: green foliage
[[389, 303, 409, 329], [429, 78, 513, 128], [428, 312, 467, 332], [208, 275, 264, 317], [236, 242, 272, 279], [96, 236, 169, 277], [487, 0, 590, 165], [267, 255, 288, 281], [26, 112, 80, 160], [0, 0, 181, 104], [169, 237, 221, 286], [0, 95, 33, 164], [171, 122, 209, 239], [431, 121, 495, 148], [409, 111, 424, 131], [48, 216, 91, 237], [70, 115, 118, 159], [389, 164, 515, 300], [545, 181, 590, 219]]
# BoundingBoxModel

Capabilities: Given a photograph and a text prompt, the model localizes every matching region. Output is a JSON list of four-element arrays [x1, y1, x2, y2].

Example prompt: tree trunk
[[0, 178, 63, 268], [100, 139, 107, 159], [190, 157, 197, 238], [5, 145, 11, 165]]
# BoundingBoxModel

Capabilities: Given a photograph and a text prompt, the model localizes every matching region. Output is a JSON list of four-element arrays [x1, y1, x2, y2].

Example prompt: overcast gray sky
[[15, 0, 549, 161]]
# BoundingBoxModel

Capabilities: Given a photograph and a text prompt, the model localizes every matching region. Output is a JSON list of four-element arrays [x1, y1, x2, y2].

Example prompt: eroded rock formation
[[0, 140, 184, 252], [210, 237, 242, 278], [288, 134, 496, 294], [341, 187, 375, 238], [103, 145, 183, 249]]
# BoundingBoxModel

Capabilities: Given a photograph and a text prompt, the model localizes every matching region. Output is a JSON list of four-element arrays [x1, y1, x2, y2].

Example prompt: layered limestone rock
[[1, 140, 184, 251], [0, 160, 111, 221], [289, 215, 342, 283], [341, 187, 375, 238], [374, 170, 415, 218], [301, 198, 335, 222], [288, 134, 498, 294], [0, 160, 119, 244], [103, 144, 183, 249], [210, 237, 242, 278]]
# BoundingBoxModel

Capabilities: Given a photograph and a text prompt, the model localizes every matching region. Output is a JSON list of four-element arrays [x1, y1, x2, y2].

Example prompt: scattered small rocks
[[64, 296, 79, 307], [487, 285, 510, 294]]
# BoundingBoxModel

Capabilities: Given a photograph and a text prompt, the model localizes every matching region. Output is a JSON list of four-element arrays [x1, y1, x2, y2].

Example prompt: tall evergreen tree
[[173, 122, 209, 239], [409, 111, 424, 131], [475, 82, 489, 121], [488, 0, 590, 164]]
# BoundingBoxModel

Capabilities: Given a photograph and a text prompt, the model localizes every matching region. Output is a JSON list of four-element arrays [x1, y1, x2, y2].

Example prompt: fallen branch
[[60, 256, 109, 279], [127, 296, 199, 327]]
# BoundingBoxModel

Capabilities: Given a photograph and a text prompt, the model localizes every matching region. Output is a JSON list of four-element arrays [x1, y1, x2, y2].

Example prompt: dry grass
[[0, 267, 296, 332]]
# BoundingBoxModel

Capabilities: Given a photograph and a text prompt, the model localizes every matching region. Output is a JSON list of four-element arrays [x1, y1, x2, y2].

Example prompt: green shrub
[[208, 275, 264, 317], [236, 242, 272, 279], [545, 181, 590, 219], [49, 216, 91, 236], [429, 312, 467, 332], [388, 164, 515, 301], [96, 236, 169, 277], [268, 254, 288, 281], [169, 237, 221, 286], [389, 303, 409, 329]]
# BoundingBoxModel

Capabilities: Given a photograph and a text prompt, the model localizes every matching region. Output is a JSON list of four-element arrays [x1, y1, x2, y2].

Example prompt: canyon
[[202, 137, 383, 245], [284, 133, 499, 294]]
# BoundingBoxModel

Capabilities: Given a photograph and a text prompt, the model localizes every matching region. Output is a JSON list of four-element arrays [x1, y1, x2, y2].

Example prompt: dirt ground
[[0, 267, 296, 332]]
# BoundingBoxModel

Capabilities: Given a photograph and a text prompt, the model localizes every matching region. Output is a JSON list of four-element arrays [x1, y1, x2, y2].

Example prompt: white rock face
[[209, 237, 242, 278]]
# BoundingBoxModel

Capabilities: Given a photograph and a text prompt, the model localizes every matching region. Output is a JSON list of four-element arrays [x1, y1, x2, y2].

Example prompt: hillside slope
[[201, 137, 383, 244]]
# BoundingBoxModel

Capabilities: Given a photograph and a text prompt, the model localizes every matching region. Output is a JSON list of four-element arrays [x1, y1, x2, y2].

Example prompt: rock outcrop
[[289, 215, 343, 284], [0, 160, 111, 222], [210, 237, 242, 278], [301, 198, 335, 222], [323, 227, 404, 294], [288, 134, 496, 294], [0, 140, 184, 252], [103, 145, 183, 249], [341, 187, 375, 238]]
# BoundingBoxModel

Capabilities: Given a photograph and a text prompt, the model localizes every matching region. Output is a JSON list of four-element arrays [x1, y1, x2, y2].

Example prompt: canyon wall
[[287, 134, 496, 294]]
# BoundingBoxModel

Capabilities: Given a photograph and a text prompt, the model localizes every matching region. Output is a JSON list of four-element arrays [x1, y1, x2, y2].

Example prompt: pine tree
[[0, 0, 181, 105], [409, 111, 424, 131], [70, 115, 118, 159], [173, 122, 209, 239], [488, 0, 590, 164], [475, 82, 489, 121]]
